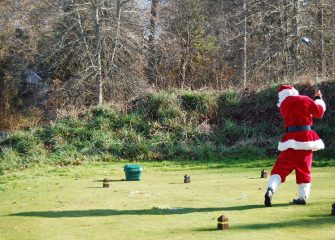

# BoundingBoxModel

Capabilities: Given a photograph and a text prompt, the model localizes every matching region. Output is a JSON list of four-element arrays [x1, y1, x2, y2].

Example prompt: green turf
[[0, 163, 334, 240]]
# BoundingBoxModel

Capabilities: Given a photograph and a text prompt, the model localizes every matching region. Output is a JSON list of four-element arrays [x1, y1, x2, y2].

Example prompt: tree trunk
[[318, 3, 325, 79], [111, 0, 122, 66], [0, 76, 10, 129], [179, 23, 190, 89], [180, 48, 188, 88], [240, 0, 247, 89], [333, 47, 334, 81], [281, 0, 288, 80], [71, 0, 94, 66], [291, 0, 298, 79], [94, 0, 103, 105], [147, 0, 158, 86]]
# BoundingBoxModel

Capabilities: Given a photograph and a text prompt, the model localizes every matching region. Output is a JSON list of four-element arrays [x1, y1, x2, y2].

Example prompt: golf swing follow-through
[[300, 36, 319, 92], [264, 84, 326, 207]]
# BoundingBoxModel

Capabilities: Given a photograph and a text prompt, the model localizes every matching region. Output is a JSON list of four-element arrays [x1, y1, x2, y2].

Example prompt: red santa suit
[[266, 85, 326, 204]]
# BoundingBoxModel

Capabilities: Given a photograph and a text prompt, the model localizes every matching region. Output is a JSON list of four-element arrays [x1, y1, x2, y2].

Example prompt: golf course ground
[[0, 162, 334, 240]]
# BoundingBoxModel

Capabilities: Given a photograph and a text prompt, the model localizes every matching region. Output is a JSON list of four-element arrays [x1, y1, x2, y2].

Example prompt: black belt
[[287, 125, 312, 132]]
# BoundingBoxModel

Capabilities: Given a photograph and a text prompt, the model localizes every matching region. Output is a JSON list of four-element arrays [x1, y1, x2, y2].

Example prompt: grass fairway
[[0, 163, 334, 240]]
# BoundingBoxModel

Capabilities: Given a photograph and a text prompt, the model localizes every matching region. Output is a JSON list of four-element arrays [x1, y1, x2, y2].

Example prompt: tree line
[[0, 0, 334, 130]]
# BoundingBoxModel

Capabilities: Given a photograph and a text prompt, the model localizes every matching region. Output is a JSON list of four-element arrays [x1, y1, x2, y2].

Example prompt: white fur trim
[[315, 99, 326, 111], [298, 183, 311, 199], [266, 174, 281, 192], [277, 88, 299, 108], [278, 139, 325, 151]]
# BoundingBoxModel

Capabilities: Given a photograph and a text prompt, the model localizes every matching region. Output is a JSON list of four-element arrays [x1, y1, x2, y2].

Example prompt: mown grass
[[0, 163, 334, 240]]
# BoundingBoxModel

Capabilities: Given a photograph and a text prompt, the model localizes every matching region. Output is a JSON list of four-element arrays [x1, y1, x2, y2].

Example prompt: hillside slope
[[1, 83, 334, 174]]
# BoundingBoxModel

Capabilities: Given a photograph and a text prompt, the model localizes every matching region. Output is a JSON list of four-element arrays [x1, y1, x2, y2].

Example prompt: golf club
[[300, 36, 311, 45], [300, 36, 318, 91]]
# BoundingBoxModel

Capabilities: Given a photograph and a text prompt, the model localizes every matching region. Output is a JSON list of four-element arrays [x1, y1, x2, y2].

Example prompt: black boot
[[292, 197, 306, 205], [264, 188, 273, 207]]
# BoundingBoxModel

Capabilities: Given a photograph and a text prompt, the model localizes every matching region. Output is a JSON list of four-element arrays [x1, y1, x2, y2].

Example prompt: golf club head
[[300, 36, 311, 45]]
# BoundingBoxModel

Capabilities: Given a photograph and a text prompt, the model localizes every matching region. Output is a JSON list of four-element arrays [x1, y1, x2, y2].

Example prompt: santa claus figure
[[265, 84, 326, 207]]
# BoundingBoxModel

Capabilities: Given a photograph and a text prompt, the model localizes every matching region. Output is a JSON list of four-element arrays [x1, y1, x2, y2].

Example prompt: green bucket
[[124, 164, 143, 181]]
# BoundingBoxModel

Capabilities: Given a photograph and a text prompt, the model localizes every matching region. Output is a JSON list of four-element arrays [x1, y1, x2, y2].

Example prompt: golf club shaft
[[314, 73, 318, 91]]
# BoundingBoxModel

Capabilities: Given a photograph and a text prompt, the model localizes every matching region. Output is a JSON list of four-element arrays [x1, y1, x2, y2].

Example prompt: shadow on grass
[[9, 204, 290, 218], [234, 214, 335, 230], [195, 214, 335, 232], [93, 179, 125, 182], [10, 207, 226, 218], [220, 203, 290, 211]]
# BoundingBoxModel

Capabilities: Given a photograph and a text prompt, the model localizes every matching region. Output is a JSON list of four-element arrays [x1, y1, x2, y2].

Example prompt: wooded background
[[1, 0, 334, 130]]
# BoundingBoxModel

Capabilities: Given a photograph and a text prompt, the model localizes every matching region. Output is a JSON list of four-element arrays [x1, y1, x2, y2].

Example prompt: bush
[[37, 120, 93, 152], [217, 91, 241, 119], [0, 148, 24, 172], [217, 119, 253, 145], [1, 131, 46, 157], [1, 84, 335, 174], [0, 131, 48, 173], [181, 91, 217, 113], [132, 92, 183, 127]]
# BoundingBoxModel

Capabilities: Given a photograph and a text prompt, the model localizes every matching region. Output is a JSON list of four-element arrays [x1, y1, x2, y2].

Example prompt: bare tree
[[317, 0, 326, 78], [2, 0, 335, 130], [147, 0, 159, 86], [240, 0, 247, 89], [291, 0, 299, 79], [93, 0, 103, 105], [158, 0, 218, 89], [0, 0, 61, 129], [44, 0, 146, 106]]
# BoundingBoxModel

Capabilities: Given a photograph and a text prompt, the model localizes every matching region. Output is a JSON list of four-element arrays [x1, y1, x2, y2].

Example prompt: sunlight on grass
[[0, 163, 334, 240]]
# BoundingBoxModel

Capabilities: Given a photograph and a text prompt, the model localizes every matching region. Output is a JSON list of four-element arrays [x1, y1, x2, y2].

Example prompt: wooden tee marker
[[217, 215, 229, 230], [261, 169, 268, 178], [103, 178, 110, 188], [184, 175, 191, 183]]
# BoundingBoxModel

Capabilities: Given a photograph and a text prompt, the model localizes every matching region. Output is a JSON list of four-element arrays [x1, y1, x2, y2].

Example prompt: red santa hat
[[277, 84, 299, 107]]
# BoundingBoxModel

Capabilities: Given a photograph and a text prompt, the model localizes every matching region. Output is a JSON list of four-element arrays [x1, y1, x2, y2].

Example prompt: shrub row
[[1, 86, 334, 173]]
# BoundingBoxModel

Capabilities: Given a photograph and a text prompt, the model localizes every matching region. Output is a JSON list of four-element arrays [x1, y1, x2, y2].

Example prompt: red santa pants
[[271, 149, 313, 184]]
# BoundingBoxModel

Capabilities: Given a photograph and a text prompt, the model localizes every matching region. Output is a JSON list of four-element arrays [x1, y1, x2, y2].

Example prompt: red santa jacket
[[278, 93, 326, 152]]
